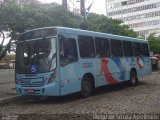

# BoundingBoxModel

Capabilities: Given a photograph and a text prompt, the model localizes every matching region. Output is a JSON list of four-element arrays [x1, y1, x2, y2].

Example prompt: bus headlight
[[48, 71, 56, 84]]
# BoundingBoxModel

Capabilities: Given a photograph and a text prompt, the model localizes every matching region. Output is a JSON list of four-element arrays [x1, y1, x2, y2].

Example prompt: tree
[[0, 0, 78, 40], [147, 33, 160, 54], [2, 54, 15, 62], [87, 13, 138, 37], [0, 1, 139, 60], [0, 0, 78, 60]]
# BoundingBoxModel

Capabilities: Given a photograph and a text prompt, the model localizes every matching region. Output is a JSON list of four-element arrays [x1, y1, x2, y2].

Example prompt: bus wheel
[[81, 76, 93, 98], [130, 70, 138, 86]]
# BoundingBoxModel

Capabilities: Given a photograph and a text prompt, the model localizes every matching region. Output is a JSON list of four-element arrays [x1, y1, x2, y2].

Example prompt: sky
[[39, 0, 106, 15], [89, 0, 106, 15]]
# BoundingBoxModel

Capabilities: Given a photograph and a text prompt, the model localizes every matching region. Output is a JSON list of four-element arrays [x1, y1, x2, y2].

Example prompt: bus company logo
[[137, 56, 144, 69], [101, 59, 118, 84], [82, 63, 93, 68]]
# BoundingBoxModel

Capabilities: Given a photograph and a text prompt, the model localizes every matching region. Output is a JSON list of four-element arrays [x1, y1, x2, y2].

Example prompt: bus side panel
[[123, 57, 137, 81], [60, 59, 97, 95], [109, 57, 126, 82], [60, 62, 81, 95], [95, 57, 130, 87], [136, 57, 152, 78], [95, 58, 109, 87]]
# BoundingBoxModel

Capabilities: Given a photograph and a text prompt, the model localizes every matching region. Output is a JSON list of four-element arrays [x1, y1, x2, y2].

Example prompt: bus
[[15, 27, 152, 97]]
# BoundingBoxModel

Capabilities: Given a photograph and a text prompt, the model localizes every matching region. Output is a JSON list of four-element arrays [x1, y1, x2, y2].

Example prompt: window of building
[[108, 2, 160, 16], [78, 35, 95, 58], [123, 41, 133, 56], [114, 3, 121, 8], [122, 1, 127, 6], [110, 39, 123, 57], [95, 37, 110, 58]]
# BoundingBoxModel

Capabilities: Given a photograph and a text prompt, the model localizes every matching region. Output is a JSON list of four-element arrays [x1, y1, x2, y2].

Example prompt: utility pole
[[80, 0, 88, 30], [80, 0, 85, 18], [62, 0, 67, 9]]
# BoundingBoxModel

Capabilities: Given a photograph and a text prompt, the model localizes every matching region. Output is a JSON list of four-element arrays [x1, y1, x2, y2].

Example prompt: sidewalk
[[0, 83, 17, 99], [0, 69, 17, 99]]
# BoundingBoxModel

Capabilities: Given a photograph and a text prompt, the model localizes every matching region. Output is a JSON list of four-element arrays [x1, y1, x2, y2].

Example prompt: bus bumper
[[16, 82, 60, 96]]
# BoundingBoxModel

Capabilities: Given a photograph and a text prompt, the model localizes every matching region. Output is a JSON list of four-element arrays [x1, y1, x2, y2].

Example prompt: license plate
[[27, 89, 34, 93]]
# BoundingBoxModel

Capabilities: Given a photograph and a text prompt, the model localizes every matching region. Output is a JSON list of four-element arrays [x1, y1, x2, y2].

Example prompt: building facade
[[105, 0, 160, 36]]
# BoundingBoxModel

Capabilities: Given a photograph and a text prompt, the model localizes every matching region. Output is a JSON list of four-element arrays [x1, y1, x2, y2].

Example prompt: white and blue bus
[[15, 27, 151, 97]]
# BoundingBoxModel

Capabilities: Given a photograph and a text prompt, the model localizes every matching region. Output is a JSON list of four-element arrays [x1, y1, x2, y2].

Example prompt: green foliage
[[0, 41, 12, 61], [1, 54, 15, 62], [87, 13, 138, 37], [0, 1, 139, 60], [0, 1, 138, 41], [0, 1, 139, 40], [0, 0, 78, 40], [147, 33, 160, 54]]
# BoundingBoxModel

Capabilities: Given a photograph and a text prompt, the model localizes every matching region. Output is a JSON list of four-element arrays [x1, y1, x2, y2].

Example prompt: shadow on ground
[[18, 81, 146, 105]]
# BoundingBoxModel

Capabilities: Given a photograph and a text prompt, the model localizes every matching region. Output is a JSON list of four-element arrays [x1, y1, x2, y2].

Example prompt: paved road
[[0, 72, 160, 119]]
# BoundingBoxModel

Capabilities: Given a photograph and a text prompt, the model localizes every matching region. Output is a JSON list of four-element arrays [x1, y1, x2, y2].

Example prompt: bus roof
[[56, 27, 147, 43], [20, 26, 147, 43]]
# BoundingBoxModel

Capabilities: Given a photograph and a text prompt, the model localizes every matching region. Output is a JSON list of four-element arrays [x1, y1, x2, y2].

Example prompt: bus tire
[[130, 70, 138, 86], [81, 76, 94, 98]]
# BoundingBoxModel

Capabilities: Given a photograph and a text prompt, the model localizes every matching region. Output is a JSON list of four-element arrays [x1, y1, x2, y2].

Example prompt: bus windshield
[[16, 37, 56, 74]]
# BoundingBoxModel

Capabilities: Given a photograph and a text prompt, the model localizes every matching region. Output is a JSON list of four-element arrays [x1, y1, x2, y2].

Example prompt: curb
[[0, 96, 27, 105]]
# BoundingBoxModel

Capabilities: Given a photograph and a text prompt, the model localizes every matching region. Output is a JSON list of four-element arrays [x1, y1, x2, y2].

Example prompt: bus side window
[[95, 37, 110, 58], [133, 42, 142, 56], [110, 39, 123, 57], [78, 35, 95, 58], [123, 41, 133, 57], [142, 43, 149, 57], [59, 36, 78, 67]]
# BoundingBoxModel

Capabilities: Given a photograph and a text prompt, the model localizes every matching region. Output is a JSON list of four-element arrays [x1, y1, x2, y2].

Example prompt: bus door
[[59, 35, 80, 95]]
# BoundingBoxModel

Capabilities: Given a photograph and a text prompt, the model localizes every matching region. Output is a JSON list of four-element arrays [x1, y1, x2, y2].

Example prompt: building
[[105, 0, 160, 36]]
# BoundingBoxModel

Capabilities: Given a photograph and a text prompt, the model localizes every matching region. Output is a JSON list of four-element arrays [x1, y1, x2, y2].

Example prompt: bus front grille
[[20, 81, 45, 87]]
